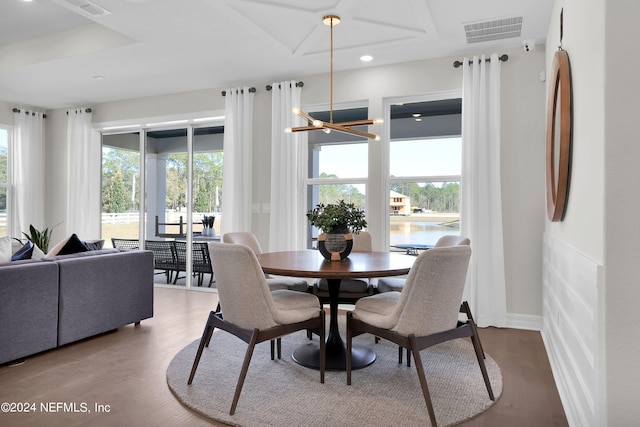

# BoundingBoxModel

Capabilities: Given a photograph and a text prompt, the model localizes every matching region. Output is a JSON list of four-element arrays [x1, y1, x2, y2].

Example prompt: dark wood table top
[[257, 250, 415, 279]]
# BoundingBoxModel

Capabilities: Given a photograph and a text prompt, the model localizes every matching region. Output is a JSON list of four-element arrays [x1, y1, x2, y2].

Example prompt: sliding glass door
[[100, 116, 223, 290]]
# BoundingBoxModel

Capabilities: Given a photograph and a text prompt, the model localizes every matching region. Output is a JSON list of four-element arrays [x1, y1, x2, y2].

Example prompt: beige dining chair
[[188, 242, 326, 415], [375, 235, 483, 365], [345, 245, 493, 427], [222, 232, 310, 292]]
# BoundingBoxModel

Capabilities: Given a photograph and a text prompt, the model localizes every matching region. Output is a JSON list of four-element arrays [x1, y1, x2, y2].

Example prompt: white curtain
[[221, 87, 254, 235], [269, 81, 308, 251], [66, 108, 100, 239], [460, 54, 507, 327], [11, 109, 45, 239]]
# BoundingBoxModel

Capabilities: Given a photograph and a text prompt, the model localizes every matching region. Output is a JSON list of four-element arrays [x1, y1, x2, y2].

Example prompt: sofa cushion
[[0, 236, 13, 263], [12, 241, 34, 261]]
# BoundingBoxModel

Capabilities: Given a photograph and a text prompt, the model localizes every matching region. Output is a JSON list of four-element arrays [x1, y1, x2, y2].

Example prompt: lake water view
[[389, 214, 460, 248]]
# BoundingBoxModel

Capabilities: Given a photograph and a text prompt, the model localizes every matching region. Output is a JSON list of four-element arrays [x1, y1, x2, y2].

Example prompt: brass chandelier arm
[[288, 125, 323, 133], [286, 14, 381, 141], [296, 109, 317, 125], [321, 122, 380, 140]]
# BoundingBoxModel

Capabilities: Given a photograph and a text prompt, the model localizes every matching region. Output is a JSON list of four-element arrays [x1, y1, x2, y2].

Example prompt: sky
[[317, 137, 461, 179]]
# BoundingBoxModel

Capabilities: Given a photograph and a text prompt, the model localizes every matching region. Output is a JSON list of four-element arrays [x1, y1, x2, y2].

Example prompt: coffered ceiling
[[0, 0, 554, 109]]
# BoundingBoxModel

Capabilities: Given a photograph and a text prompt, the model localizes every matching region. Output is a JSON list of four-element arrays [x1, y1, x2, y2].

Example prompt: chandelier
[[285, 15, 383, 141]]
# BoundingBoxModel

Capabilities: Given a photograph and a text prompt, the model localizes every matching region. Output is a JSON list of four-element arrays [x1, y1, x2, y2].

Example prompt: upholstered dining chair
[[312, 231, 375, 304], [188, 242, 326, 416], [376, 235, 470, 293], [222, 232, 310, 292], [345, 245, 494, 427], [375, 235, 482, 365]]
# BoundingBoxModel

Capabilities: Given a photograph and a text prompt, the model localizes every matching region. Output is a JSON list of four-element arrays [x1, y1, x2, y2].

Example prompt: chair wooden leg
[[462, 301, 485, 359], [399, 346, 411, 366], [319, 311, 326, 384], [470, 326, 494, 401], [188, 322, 213, 384], [409, 335, 438, 427], [230, 329, 259, 415], [270, 340, 275, 360], [346, 312, 353, 385], [277, 338, 282, 359]]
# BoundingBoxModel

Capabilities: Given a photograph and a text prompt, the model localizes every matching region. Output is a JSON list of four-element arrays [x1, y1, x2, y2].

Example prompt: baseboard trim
[[506, 313, 542, 331]]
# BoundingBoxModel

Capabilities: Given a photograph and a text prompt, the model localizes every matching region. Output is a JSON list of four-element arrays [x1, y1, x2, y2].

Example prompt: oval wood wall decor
[[546, 49, 572, 222]]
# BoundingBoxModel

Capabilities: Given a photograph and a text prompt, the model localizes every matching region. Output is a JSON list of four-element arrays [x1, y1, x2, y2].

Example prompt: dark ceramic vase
[[318, 224, 353, 261]]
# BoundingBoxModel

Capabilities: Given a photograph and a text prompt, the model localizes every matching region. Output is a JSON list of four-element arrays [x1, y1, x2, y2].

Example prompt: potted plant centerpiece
[[306, 200, 367, 261], [201, 215, 216, 237]]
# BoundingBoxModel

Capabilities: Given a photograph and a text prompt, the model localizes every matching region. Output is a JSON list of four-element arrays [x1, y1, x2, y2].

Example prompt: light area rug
[[167, 325, 502, 427]]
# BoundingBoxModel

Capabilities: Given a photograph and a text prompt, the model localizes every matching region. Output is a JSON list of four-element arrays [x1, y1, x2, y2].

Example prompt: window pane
[[101, 133, 141, 245], [311, 142, 368, 179], [390, 137, 461, 177], [0, 129, 7, 183], [0, 129, 7, 236], [0, 186, 6, 237], [389, 181, 460, 249]]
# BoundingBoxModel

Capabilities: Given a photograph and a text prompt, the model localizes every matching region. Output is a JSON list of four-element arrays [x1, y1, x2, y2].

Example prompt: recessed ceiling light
[[412, 113, 421, 118], [415, 118, 423, 122], [93, 75, 106, 80], [360, 55, 373, 62]]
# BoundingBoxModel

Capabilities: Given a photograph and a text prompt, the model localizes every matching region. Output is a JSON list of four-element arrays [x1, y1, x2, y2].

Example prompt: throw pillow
[[31, 244, 46, 260], [11, 241, 34, 261], [57, 233, 89, 256], [83, 239, 105, 251], [0, 236, 11, 263], [47, 235, 71, 257]]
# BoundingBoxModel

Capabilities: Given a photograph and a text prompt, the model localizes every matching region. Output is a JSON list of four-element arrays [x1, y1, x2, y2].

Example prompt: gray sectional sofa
[[0, 249, 154, 365]]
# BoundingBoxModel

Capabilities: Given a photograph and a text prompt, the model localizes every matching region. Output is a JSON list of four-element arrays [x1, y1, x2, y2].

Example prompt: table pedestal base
[[292, 341, 375, 371]]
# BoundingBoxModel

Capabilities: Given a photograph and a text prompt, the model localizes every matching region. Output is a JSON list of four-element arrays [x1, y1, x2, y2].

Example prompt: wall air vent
[[464, 16, 522, 43], [61, 0, 111, 17]]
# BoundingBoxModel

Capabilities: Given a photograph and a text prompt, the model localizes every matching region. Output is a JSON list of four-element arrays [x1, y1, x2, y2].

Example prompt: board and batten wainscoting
[[542, 234, 606, 427]]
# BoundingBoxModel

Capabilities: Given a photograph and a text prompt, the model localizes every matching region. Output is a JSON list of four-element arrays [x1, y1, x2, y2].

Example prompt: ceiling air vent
[[61, 0, 111, 17], [464, 16, 522, 43]]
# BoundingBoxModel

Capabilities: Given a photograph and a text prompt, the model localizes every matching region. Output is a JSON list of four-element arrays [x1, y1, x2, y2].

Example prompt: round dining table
[[257, 250, 415, 371]]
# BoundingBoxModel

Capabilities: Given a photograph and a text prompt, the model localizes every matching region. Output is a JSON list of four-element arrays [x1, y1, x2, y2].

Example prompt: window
[[388, 98, 462, 250], [0, 127, 9, 237], [98, 114, 224, 289], [306, 106, 369, 247]]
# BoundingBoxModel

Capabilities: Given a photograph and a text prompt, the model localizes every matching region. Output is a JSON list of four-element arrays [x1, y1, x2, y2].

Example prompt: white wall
[[603, 0, 640, 425], [542, 0, 640, 425]]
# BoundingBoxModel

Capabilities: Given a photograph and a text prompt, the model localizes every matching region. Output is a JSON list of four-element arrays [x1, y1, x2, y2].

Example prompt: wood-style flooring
[[0, 287, 568, 426]]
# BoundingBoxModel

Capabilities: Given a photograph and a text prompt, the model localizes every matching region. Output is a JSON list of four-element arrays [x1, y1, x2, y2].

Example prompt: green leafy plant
[[306, 200, 367, 234], [201, 215, 215, 228], [16, 222, 62, 253]]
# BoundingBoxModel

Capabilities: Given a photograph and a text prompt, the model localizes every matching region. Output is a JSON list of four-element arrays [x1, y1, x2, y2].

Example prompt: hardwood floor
[[0, 287, 568, 426]]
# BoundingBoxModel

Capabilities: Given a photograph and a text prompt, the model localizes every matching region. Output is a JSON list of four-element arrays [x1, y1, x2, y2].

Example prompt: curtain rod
[[266, 81, 304, 91], [12, 108, 47, 119], [66, 108, 93, 115], [452, 54, 509, 68], [221, 87, 256, 96]]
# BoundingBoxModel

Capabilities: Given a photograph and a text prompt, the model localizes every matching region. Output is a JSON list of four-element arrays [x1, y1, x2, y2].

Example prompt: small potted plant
[[306, 200, 367, 261], [201, 215, 216, 236], [15, 222, 62, 253]]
